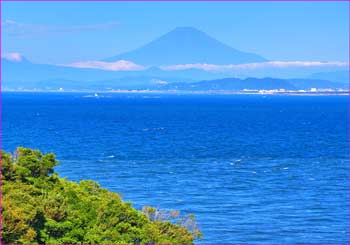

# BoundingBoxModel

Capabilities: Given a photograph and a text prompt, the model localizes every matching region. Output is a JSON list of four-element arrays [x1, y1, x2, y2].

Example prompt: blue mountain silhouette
[[105, 27, 267, 65]]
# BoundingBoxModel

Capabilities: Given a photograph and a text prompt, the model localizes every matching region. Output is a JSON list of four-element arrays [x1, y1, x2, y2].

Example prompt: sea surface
[[2, 92, 349, 243]]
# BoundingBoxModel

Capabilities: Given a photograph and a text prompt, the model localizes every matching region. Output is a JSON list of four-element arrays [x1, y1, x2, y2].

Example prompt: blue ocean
[[2, 92, 349, 243]]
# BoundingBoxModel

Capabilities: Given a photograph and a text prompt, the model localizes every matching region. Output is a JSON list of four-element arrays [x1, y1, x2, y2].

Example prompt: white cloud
[[61, 60, 146, 71], [2, 19, 119, 37], [161, 61, 349, 71], [2, 52, 24, 62], [151, 79, 168, 85]]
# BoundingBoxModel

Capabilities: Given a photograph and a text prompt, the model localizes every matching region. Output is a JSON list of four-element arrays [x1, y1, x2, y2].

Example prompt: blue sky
[[2, 1, 349, 64]]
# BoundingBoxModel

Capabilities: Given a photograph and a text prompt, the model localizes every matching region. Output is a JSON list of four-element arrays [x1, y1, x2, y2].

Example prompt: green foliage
[[1, 147, 202, 244]]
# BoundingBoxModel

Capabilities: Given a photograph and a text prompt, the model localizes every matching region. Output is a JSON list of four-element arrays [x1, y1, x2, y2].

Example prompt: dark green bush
[[2, 148, 201, 244]]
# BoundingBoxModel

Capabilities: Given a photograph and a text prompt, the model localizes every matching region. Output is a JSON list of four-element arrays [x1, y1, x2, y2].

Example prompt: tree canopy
[[1, 147, 201, 244]]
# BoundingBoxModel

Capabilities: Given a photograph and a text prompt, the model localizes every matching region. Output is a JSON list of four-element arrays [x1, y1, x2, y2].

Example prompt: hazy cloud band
[[61, 60, 146, 71], [3, 19, 119, 37], [161, 61, 349, 71]]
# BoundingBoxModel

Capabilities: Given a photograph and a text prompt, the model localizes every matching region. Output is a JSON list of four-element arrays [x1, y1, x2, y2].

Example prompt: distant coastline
[[2, 89, 349, 96]]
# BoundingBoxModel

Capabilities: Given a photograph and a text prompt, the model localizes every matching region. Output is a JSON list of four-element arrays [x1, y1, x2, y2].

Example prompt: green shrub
[[1, 148, 202, 244]]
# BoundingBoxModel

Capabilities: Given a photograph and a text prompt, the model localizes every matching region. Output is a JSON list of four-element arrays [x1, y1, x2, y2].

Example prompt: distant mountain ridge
[[4, 71, 345, 91], [161, 77, 346, 92], [309, 70, 349, 84], [105, 27, 267, 65], [2, 57, 225, 85], [3, 26, 347, 91]]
